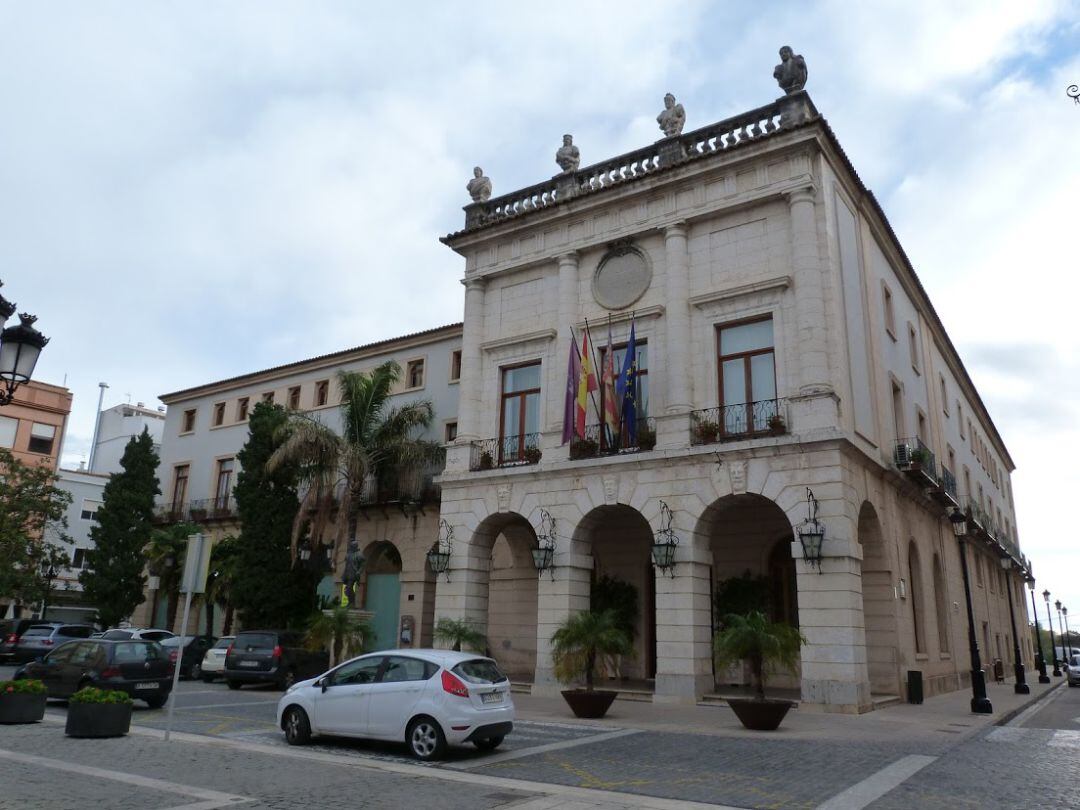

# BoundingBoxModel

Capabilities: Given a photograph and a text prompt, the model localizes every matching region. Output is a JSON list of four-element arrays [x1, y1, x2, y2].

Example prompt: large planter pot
[[561, 689, 617, 719], [726, 697, 795, 731], [65, 702, 132, 738], [0, 693, 47, 724]]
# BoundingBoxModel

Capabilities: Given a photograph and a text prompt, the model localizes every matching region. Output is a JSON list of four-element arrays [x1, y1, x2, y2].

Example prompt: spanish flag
[[576, 329, 598, 439]]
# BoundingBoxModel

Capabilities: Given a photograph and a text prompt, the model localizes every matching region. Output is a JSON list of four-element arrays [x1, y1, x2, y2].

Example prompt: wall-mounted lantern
[[796, 488, 825, 572], [651, 501, 679, 577], [427, 519, 454, 581], [532, 509, 557, 579]]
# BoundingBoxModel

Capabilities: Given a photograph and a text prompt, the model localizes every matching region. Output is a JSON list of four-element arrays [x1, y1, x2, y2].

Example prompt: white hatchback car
[[276, 649, 514, 760], [199, 636, 235, 682]]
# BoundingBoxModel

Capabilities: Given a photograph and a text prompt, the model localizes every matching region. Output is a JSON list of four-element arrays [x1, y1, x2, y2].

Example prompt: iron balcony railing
[[571, 417, 657, 459], [470, 433, 541, 471], [939, 465, 958, 502], [152, 497, 237, 524], [690, 399, 787, 446], [893, 437, 938, 479]]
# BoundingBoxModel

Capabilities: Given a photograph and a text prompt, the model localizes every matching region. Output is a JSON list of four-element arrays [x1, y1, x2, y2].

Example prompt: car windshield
[[113, 642, 163, 663], [1069, 655, 1080, 666], [452, 659, 507, 684], [101, 630, 133, 640], [212, 637, 234, 649], [21, 627, 56, 638], [159, 636, 198, 647], [233, 633, 276, 651]]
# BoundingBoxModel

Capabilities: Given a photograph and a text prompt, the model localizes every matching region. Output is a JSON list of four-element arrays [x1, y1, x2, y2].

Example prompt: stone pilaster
[[662, 222, 691, 422], [533, 551, 592, 695], [654, 557, 714, 703], [431, 548, 489, 646], [454, 276, 487, 446], [552, 252, 579, 441]]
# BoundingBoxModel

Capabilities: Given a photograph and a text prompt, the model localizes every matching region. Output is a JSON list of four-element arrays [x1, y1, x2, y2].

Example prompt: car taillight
[[441, 670, 469, 698], [168, 650, 178, 663], [41, 639, 53, 646], [272, 645, 282, 659], [226, 644, 234, 656], [100, 666, 121, 679], [4, 633, 16, 644]]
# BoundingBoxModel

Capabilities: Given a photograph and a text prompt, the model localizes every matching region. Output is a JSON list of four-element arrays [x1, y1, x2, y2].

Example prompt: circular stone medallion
[[592, 246, 651, 310]]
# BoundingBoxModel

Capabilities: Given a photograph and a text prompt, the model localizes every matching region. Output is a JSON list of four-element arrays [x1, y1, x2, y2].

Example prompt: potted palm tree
[[551, 609, 632, 718], [306, 606, 373, 668], [0, 679, 47, 724], [713, 611, 806, 731], [65, 687, 133, 738], [433, 617, 486, 652]]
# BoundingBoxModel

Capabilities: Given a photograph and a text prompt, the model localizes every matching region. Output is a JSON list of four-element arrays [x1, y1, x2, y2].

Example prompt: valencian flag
[[576, 328, 598, 440], [562, 332, 582, 445], [616, 320, 638, 443], [600, 320, 619, 441]]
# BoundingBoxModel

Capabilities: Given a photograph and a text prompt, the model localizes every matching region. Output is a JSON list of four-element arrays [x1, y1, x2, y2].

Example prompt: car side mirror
[[320, 678, 328, 693]]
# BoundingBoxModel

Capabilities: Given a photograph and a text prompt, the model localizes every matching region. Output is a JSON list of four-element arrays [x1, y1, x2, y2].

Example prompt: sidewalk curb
[[993, 680, 1064, 727]]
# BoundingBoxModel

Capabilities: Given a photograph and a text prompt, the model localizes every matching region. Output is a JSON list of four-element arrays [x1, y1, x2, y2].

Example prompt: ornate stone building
[[434, 86, 1031, 711]]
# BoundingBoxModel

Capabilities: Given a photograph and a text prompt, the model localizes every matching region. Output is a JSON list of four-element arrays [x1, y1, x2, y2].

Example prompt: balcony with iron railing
[[569, 417, 657, 461], [470, 433, 542, 472], [152, 496, 238, 525], [929, 464, 960, 509], [893, 437, 938, 488], [689, 399, 788, 446]]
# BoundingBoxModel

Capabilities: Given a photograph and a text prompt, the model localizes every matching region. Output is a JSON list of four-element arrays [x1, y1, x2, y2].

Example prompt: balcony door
[[717, 318, 776, 435], [215, 458, 234, 510], [499, 362, 540, 463]]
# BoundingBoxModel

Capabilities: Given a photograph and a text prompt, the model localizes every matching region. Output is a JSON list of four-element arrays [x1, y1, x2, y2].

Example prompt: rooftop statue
[[555, 134, 580, 173], [773, 46, 807, 95], [466, 166, 492, 203], [657, 93, 686, 137]]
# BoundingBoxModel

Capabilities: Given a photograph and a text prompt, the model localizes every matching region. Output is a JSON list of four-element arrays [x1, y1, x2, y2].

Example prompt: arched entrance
[[699, 493, 800, 690], [363, 541, 402, 651], [858, 501, 900, 697], [474, 513, 539, 681], [574, 505, 656, 681]]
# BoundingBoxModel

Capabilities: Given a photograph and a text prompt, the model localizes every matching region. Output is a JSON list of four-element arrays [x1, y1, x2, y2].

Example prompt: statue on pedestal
[[466, 166, 492, 203], [657, 93, 686, 137], [773, 46, 808, 95], [555, 134, 580, 173], [341, 539, 365, 609]]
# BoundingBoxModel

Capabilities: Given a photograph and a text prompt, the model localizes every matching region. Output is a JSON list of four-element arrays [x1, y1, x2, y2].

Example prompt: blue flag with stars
[[616, 320, 637, 443]]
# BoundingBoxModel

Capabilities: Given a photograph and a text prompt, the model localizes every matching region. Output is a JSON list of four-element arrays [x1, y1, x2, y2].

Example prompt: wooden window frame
[[212, 402, 226, 427], [882, 282, 897, 340], [181, 409, 197, 434], [498, 361, 541, 463], [444, 420, 458, 444], [287, 386, 301, 410], [598, 340, 649, 449], [171, 464, 190, 507], [315, 380, 329, 407], [716, 316, 777, 436], [404, 358, 426, 391], [237, 397, 250, 422], [449, 350, 462, 383], [908, 322, 920, 374], [214, 458, 234, 506]]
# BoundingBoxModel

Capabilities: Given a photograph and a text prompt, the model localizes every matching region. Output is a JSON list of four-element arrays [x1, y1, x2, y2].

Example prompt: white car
[[276, 649, 514, 760], [199, 636, 235, 682], [1067, 655, 1080, 688], [101, 628, 176, 642]]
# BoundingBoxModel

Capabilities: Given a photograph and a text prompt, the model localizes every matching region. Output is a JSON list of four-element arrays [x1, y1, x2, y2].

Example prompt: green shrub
[[69, 687, 133, 705], [0, 679, 46, 695]]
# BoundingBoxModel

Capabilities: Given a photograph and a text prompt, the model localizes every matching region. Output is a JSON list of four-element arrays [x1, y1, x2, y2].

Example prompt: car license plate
[[135, 682, 158, 690], [239, 660, 260, 667], [481, 692, 502, 704]]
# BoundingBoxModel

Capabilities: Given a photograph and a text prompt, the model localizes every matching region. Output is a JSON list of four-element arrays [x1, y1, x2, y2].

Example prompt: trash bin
[[993, 658, 1005, 682], [907, 670, 923, 704]]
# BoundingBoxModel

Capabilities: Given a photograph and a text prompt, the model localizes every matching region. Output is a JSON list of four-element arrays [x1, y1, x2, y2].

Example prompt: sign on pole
[[165, 533, 209, 741]]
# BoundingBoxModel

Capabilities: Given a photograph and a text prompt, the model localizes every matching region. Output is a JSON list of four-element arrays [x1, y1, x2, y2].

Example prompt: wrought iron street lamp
[[0, 300, 49, 407], [531, 509, 557, 579], [1044, 590, 1061, 676], [796, 488, 825, 571], [39, 562, 58, 620], [1055, 600, 1066, 667], [651, 501, 679, 576], [427, 519, 453, 581], [1064, 606, 1072, 661], [949, 508, 993, 713], [1000, 558, 1029, 694], [1029, 579, 1051, 683]]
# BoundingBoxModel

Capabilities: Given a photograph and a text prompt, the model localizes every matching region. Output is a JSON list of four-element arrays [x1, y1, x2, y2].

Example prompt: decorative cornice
[[689, 276, 792, 308], [480, 328, 558, 353]]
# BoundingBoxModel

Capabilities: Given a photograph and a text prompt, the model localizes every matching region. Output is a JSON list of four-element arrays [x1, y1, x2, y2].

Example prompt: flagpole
[[569, 325, 602, 442], [581, 319, 604, 436]]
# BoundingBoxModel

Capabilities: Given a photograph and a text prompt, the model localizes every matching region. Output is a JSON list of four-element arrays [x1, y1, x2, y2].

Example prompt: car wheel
[[201, 674, 215, 684], [226, 680, 242, 690], [406, 716, 447, 761], [472, 735, 504, 751], [283, 706, 311, 745], [279, 669, 297, 691], [145, 695, 167, 710], [187, 662, 201, 680]]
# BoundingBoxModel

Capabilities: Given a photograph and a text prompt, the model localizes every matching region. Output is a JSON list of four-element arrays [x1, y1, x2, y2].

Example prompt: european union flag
[[616, 321, 637, 443]]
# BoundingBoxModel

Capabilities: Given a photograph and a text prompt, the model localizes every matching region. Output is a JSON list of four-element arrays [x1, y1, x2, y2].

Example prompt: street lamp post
[[1044, 590, 1061, 676], [0, 280, 50, 407], [949, 509, 993, 713], [39, 563, 58, 620], [1030, 580, 1051, 683], [1000, 559, 1029, 694], [1064, 607, 1072, 660], [1056, 600, 1067, 666]]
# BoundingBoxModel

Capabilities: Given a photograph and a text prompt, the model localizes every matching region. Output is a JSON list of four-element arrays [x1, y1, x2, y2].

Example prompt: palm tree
[[551, 609, 633, 691], [712, 610, 805, 701], [144, 522, 199, 630], [306, 606, 373, 667], [204, 535, 241, 635], [267, 361, 441, 564], [433, 617, 486, 653]]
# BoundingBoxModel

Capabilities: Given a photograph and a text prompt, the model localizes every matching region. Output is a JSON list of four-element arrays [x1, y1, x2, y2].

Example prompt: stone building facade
[[434, 90, 1031, 711]]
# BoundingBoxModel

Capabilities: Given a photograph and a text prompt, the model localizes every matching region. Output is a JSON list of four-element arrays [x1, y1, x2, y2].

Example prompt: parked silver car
[[10, 624, 95, 663]]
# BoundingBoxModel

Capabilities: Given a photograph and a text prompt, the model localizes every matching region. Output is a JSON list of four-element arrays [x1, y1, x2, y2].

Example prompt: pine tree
[[80, 428, 160, 628], [232, 402, 319, 629]]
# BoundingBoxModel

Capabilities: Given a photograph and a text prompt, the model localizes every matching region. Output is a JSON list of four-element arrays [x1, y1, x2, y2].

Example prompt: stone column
[[663, 221, 692, 414], [654, 550, 714, 703], [533, 551, 592, 695], [553, 252, 579, 441], [431, 542, 489, 647], [456, 276, 487, 443], [786, 187, 835, 432]]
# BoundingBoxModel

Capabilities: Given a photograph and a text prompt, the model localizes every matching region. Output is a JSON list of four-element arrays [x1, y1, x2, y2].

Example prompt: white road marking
[[444, 728, 641, 770], [1049, 730, 1080, 748], [0, 748, 250, 809], [815, 754, 937, 810]]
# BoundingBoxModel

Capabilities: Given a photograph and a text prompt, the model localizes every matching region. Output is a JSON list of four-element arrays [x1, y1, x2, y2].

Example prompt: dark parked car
[[223, 630, 328, 690], [160, 635, 217, 680], [15, 639, 174, 708], [0, 618, 38, 662], [10, 624, 95, 664]]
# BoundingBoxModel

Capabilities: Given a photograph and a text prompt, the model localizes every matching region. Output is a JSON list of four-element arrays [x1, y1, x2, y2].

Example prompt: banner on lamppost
[[179, 533, 211, 595]]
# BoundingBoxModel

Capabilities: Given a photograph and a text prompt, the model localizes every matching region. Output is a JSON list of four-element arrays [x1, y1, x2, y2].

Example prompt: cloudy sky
[[2, 2, 1078, 621]]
